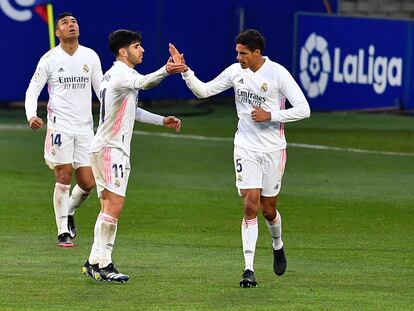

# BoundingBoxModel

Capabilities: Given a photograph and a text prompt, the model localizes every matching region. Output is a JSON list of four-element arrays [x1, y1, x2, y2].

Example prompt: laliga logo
[[299, 33, 331, 98], [0, 0, 35, 22], [299, 32, 403, 98]]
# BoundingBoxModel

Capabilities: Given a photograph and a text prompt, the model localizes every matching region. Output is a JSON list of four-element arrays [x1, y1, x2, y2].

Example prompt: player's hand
[[251, 106, 271, 122], [163, 116, 181, 132], [28, 116, 44, 130], [166, 57, 188, 74], [169, 43, 185, 64]]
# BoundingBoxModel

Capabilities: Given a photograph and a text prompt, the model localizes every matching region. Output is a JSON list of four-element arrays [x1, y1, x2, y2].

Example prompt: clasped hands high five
[[165, 43, 187, 74]]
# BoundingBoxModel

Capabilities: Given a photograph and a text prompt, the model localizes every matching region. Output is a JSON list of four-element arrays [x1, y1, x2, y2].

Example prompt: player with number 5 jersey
[[170, 29, 310, 287]]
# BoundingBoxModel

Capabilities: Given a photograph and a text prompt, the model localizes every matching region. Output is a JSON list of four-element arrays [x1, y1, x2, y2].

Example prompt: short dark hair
[[235, 29, 265, 53], [55, 12, 76, 28], [109, 29, 142, 56]]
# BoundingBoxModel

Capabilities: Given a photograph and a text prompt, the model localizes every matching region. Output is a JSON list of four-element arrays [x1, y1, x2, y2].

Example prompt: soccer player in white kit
[[25, 12, 103, 247], [170, 29, 310, 287], [82, 29, 186, 283]]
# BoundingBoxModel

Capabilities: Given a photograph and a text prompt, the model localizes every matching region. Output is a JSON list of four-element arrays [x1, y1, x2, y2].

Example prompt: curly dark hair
[[109, 29, 142, 56], [235, 29, 265, 53]]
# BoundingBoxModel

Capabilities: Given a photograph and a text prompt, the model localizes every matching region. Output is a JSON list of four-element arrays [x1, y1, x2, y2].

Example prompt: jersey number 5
[[236, 158, 242, 172]]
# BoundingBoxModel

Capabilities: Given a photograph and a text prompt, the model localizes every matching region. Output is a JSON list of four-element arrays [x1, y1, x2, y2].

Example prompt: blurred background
[[2, 0, 413, 113], [2, 0, 414, 112], [0, 0, 335, 103]]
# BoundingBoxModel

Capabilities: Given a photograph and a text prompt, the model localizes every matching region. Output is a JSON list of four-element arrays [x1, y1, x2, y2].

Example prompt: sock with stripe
[[88, 213, 102, 265], [266, 211, 283, 250], [68, 184, 90, 216], [241, 217, 258, 271], [53, 182, 70, 236], [98, 213, 118, 269]]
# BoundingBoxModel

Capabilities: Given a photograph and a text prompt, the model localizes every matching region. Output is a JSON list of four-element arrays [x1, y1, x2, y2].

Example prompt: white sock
[[68, 184, 90, 216], [88, 213, 102, 265], [266, 211, 283, 250], [241, 217, 258, 272], [53, 182, 70, 236], [98, 213, 118, 269]]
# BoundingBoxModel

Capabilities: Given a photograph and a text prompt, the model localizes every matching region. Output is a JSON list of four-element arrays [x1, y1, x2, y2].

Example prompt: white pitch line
[[0, 124, 413, 157], [133, 130, 233, 142], [0, 124, 28, 130], [287, 142, 414, 157], [133, 130, 414, 157]]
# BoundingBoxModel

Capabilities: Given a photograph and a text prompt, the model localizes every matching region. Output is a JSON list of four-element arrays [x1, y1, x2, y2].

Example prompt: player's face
[[56, 16, 79, 40], [236, 44, 260, 70], [126, 42, 144, 65]]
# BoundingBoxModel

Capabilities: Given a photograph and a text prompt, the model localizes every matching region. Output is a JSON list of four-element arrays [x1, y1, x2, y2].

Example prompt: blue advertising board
[[0, 0, 336, 102], [294, 13, 412, 111]]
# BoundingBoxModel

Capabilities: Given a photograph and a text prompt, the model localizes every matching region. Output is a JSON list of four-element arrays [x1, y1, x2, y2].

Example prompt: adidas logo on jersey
[[58, 68, 65, 72], [238, 78, 244, 84]]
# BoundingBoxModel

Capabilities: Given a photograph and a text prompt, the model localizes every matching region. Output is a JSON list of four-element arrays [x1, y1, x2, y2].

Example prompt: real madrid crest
[[51, 148, 56, 156], [115, 180, 121, 188], [260, 82, 268, 92], [83, 64, 89, 73]]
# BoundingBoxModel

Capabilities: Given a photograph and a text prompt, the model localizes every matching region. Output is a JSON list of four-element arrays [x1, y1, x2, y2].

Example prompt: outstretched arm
[[133, 56, 187, 90], [169, 43, 233, 98], [135, 107, 181, 132]]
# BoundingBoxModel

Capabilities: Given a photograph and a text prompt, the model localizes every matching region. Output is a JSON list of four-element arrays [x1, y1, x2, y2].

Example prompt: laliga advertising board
[[294, 13, 413, 111]]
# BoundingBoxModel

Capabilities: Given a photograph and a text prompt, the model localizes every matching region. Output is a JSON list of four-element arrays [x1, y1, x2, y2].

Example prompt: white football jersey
[[25, 44, 102, 134], [182, 57, 310, 152], [90, 61, 168, 156]]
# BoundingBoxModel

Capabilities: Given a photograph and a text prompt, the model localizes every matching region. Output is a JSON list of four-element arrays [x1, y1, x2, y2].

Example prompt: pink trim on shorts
[[279, 98, 285, 138], [112, 98, 127, 136], [103, 147, 112, 184], [44, 128, 52, 154], [281, 149, 287, 175]]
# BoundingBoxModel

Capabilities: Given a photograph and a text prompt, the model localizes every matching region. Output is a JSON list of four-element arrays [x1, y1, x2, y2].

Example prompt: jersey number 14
[[51, 133, 62, 147]]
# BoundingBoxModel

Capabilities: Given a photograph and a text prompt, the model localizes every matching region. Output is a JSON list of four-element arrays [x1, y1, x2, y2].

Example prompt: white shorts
[[44, 128, 93, 169], [90, 147, 131, 198], [233, 145, 287, 197]]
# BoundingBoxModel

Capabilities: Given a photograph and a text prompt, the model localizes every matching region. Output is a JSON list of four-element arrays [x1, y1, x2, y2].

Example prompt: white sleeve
[[270, 68, 311, 123], [136, 66, 169, 90], [91, 52, 103, 99], [135, 107, 164, 125], [116, 66, 169, 91], [25, 58, 48, 121], [181, 67, 233, 98]]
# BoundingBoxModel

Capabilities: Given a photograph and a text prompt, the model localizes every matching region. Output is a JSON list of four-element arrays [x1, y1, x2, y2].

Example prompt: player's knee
[[79, 179, 95, 192], [85, 178, 95, 191], [262, 208, 276, 221], [55, 171, 72, 184], [243, 199, 260, 216], [261, 200, 276, 217]]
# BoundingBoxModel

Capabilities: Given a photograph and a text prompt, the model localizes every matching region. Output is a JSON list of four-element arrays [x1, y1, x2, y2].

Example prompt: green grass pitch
[[0, 105, 413, 310]]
